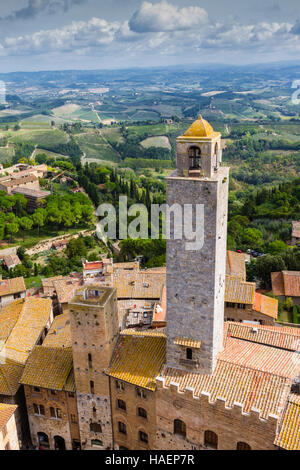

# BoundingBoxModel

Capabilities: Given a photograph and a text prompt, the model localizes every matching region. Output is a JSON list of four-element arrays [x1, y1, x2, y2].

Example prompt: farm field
[[140, 135, 171, 149]]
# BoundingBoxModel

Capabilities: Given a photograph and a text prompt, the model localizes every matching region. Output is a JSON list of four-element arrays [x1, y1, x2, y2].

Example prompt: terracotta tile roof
[[0, 403, 17, 431], [20, 346, 74, 392], [174, 337, 201, 348], [292, 221, 300, 239], [2, 254, 21, 269], [0, 360, 24, 395], [161, 322, 300, 420], [275, 394, 300, 450], [83, 261, 103, 271], [43, 313, 71, 348], [1, 174, 38, 188], [161, 361, 291, 420], [225, 275, 255, 304], [113, 270, 165, 299], [53, 277, 82, 304], [0, 277, 25, 297], [272, 271, 300, 297], [225, 322, 300, 351], [226, 250, 246, 280], [12, 187, 51, 198], [253, 292, 278, 319], [0, 297, 52, 364], [42, 276, 63, 293], [107, 330, 166, 391], [0, 298, 52, 395], [282, 271, 300, 297], [220, 337, 299, 379]]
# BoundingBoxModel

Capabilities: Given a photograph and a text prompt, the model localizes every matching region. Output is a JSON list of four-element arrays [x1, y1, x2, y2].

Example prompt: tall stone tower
[[166, 115, 229, 375], [69, 285, 119, 450]]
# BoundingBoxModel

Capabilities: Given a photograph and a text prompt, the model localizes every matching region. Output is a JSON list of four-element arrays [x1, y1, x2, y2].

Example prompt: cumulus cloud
[[0, 8, 300, 64], [3, 17, 120, 55], [129, 0, 209, 33], [0, 0, 86, 22]]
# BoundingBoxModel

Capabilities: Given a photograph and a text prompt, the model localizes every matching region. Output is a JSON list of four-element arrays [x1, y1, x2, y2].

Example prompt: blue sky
[[0, 0, 299, 72]]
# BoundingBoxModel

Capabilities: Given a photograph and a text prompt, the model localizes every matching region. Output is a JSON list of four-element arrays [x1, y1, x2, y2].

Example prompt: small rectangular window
[[118, 421, 127, 435]]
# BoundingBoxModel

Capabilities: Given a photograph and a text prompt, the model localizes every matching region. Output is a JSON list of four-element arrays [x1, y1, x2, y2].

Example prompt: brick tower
[[166, 115, 229, 375], [69, 285, 119, 450]]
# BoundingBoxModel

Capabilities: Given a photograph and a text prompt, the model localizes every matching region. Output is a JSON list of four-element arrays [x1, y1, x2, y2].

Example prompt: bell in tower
[[176, 115, 222, 179]]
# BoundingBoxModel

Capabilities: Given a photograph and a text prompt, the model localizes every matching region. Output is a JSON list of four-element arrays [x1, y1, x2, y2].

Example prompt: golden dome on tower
[[184, 115, 214, 138]]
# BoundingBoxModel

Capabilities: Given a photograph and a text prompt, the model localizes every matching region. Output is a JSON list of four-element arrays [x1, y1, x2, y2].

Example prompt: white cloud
[[3, 17, 120, 55], [129, 1, 209, 33]]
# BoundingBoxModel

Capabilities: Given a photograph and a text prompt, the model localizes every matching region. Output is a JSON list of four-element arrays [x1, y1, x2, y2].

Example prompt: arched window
[[54, 435, 66, 451], [186, 348, 193, 360], [139, 431, 148, 443], [237, 442, 251, 450], [90, 380, 95, 394], [174, 419, 186, 438], [188, 146, 201, 170], [91, 439, 103, 448], [204, 430, 218, 449], [37, 432, 50, 449], [138, 407, 147, 419], [50, 407, 55, 418]]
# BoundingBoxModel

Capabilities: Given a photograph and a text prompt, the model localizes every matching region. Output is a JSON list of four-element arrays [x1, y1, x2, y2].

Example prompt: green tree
[[6, 222, 19, 242], [19, 217, 33, 240]]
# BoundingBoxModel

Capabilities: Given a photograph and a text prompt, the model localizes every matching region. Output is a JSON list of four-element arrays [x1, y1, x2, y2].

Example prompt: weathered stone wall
[[24, 385, 79, 450], [69, 288, 119, 450], [225, 304, 275, 326], [110, 378, 156, 450], [166, 168, 229, 375], [155, 379, 278, 450]]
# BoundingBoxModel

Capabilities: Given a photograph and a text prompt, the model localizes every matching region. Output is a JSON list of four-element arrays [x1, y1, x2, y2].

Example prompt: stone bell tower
[[166, 115, 229, 375]]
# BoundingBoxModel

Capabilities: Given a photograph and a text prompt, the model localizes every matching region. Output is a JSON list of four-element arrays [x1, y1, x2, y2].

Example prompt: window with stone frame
[[204, 430, 218, 449], [117, 399, 126, 411], [116, 380, 125, 391], [136, 387, 147, 399], [237, 442, 251, 450], [137, 407, 147, 419], [186, 348, 193, 360], [118, 421, 127, 435], [90, 422, 102, 433], [174, 419, 186, 437], [33, 403, 45, 416], [139, 431, 148, 443]]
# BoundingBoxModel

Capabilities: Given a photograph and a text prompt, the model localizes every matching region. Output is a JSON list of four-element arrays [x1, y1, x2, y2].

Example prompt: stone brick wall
[[110, 378, 156, 450], [155, 379, 278, 450], [24, 385, 79, 450], [225, 304, 275, 325], [166, 168, 229, 375], [69, 288, 119, 450]]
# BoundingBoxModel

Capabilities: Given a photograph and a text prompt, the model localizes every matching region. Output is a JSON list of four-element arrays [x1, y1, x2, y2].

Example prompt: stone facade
[[110, 378, 156, 451], [224, 303, 275, 326], [24, 385, 80, 450], [69, 286, 119, 450], [166, 168, 229, 375], [155, 379, 278, 450]]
